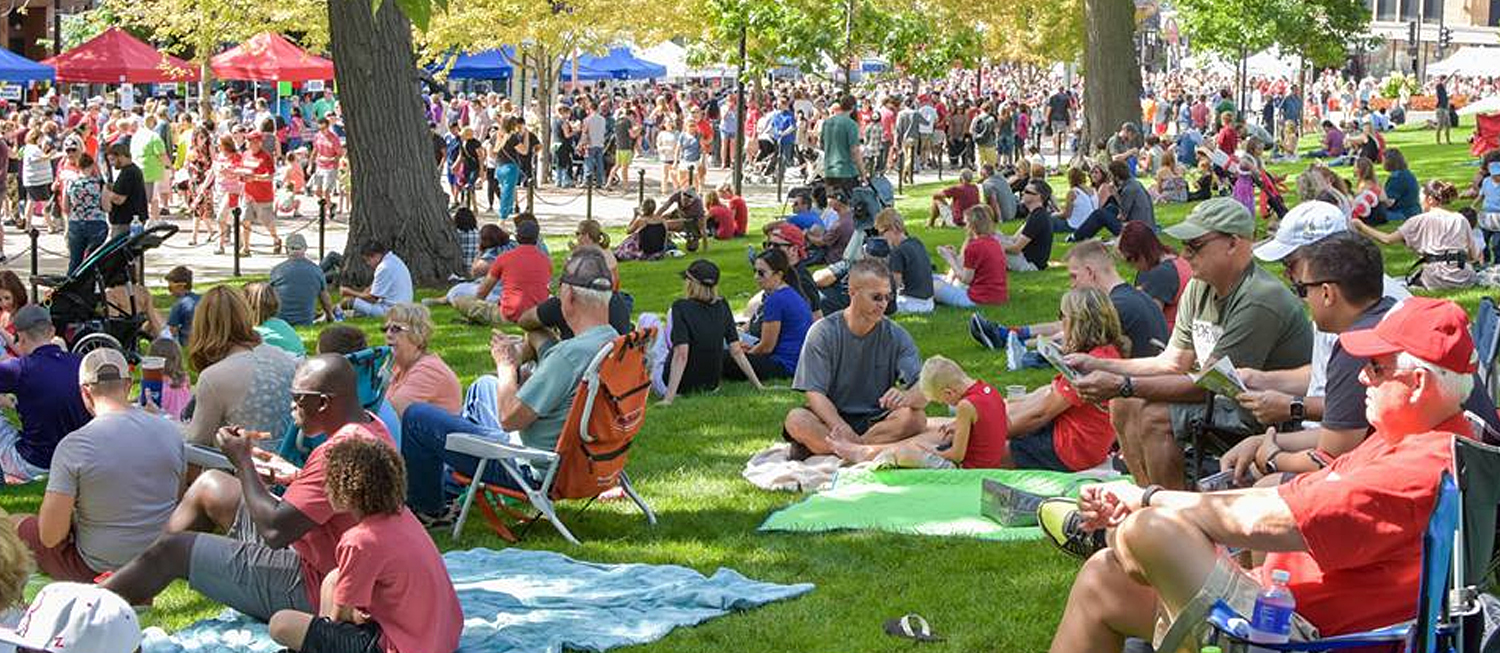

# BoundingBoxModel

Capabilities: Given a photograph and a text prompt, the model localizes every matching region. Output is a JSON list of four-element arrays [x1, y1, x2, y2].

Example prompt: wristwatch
[[1118, 375, 1135, 398], [1289, 396, 1306, 422]]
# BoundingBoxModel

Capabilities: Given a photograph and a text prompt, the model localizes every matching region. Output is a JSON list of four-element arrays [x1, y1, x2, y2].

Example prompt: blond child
[[831, 355, 1010, 469]]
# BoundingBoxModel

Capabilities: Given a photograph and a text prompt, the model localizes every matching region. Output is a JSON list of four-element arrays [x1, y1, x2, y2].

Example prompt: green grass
[[0, 123, 1486, 652]]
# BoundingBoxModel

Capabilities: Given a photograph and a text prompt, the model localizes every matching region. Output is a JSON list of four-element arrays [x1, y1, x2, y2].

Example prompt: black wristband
[[1141, 484, 1164, 508]]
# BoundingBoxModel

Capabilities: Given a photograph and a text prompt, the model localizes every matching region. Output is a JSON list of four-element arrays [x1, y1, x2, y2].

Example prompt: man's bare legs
[[269, 568, 341, 650], [102, 532, 197, 607], [167, 470, 244, 534], [829, 418, 953, 463], [1049, 508, 1221, 652], [1110, 398, 1181, 488], [783, 406, 927, 455]]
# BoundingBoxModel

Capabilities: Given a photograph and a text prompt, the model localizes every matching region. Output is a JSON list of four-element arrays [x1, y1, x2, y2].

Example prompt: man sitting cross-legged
[[103, 355, 395, 621], [12, 348, 184, 583], [1066, 198, 1312, 489], [1044, 297, 1479, 652], [783, 259, 927, 460]]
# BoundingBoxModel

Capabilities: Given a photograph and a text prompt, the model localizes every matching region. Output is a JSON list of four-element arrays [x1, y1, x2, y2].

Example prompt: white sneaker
[[1006, 331, 1027, 371]]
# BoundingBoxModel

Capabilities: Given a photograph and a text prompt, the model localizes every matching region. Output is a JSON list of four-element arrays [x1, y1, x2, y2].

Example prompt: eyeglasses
[[382, 323, 409, 335], [1182, 234, 1230, 257], [291, 390, 335, 407], [1022, 188, 1039, 196], [1292, 278, 1339, 298]]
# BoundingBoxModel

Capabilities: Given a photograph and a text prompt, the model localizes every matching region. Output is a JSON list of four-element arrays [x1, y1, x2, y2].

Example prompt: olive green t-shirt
[[820, 112, 860, 179], [1168, 263, 1312, 372]]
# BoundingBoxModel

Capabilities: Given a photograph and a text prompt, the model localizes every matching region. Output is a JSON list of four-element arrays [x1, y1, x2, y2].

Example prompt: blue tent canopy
[[447, 46, 515, 80], [0, 48, 54, 83], [565, 47, 666, 81]]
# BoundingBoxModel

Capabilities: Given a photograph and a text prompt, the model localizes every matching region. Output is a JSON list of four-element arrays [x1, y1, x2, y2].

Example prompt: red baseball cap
[[770, 223, 806, 259], [1339, 297, 1477, 374]]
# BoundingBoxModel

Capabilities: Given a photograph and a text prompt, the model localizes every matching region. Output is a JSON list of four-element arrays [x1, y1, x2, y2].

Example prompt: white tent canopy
[[1428, 46, 1498, 78], [636, 42, 734, 79], [1181, 47, 1299, 78]]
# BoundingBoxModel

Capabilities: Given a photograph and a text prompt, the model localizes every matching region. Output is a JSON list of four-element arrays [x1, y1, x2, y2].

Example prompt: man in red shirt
[[238, 135, 283, 255], [453, 220, 552, 324], [929, 169, 980, 228], [103, 355, 397, 622], [1042, 297, 1477, 652]]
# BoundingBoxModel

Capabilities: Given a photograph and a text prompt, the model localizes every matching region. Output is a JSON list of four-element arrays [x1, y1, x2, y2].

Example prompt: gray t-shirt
[[1116, 178, 1158, 231], [47, 408, 185, 572], [886, 236, 935, 300], [981, 174, 1017, 222], [269, 257, 326, 326], [516, 325, 616, 452], [793, 312, 922, 418]]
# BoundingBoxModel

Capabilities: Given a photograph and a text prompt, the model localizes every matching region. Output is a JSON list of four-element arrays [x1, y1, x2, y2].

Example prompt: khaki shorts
[[242, 200, 275, 227], [309, 168, 339, 194], [978, 148, 998, 165], [615, 150, 634, 169], [1153, 554, 1319, 653]]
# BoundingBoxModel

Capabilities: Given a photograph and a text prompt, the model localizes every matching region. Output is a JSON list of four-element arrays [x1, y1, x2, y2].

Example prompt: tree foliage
[[106, 0, 328, 62], [1174, 0, 1369, 67]]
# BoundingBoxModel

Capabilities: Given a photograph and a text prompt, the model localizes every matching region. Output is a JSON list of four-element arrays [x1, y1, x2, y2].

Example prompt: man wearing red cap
[[1044, 296, 1478, 652]]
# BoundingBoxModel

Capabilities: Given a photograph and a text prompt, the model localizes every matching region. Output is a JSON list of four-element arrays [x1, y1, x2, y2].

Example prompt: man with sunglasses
[[104, 355, 394, 624], [1045, 297, 1480, 653], [784, 259, 926, 460], [1067, 198, 1312, 489]]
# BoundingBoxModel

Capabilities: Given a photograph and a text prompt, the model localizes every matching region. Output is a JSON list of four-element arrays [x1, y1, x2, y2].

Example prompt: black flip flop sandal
[[884, 613, 944, 643]]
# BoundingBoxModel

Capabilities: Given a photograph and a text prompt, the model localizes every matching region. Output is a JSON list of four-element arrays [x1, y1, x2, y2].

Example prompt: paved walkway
[[0, 163, 953, 287]]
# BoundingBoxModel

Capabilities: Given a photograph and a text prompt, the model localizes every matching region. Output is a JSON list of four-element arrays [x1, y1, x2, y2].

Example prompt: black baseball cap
[[559, 248, 614, 291], [682, 259, 720, 287]]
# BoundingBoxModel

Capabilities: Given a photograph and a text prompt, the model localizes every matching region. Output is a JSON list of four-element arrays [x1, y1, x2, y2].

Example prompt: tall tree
[[328, 0, 459, 285], [1174, 0, 1369, 68], [1082, 0, 1142, 150]]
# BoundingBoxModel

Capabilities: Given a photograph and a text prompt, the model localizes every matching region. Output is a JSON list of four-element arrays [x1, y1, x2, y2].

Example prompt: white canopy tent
[[1428, 46, 1498, 78], [636, 42, 734, 79], [1181, 48, 1299, 78], [1460, 94, 1500, 116]]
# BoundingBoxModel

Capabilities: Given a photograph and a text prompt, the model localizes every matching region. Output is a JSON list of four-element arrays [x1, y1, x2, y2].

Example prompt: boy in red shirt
[[453, 220, 552, 324], [269, 436, 462, 653], [928, 169, 980, 227], [830, 355, 1009, 469]]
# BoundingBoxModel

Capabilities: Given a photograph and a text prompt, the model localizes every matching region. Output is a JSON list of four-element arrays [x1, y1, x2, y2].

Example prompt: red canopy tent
[[42, 27, 198, 84], [210, 33, 333, 82]]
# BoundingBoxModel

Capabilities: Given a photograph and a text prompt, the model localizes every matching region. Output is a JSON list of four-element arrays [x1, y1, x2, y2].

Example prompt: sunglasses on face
[[291, 390, 334, 407], [763, 240, 791, 249], [754, 268, 773, 278], [1182, 234, 1229, 256], [382, 323, 409, 335], [1292, 278, 1339, 298]]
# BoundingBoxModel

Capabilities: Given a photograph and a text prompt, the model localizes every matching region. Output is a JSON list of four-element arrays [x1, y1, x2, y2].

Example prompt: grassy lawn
[[0, 124, 1487, 652]]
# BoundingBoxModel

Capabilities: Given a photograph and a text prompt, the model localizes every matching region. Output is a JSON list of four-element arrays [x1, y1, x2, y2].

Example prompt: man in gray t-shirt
[[15, 348, 185, 582], [981, 164, 1017, 222], [269, 235, 336, 326], [785, 260, 927, 459]]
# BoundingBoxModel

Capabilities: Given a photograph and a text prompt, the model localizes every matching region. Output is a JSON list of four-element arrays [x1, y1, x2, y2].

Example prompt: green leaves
[[1174, 0, 1369, 68]]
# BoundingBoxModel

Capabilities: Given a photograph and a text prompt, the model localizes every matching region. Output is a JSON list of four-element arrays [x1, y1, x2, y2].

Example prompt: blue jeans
[[584, 147, 604, 187], [66, 220, 108, 276], [1070, 205, 1122, 241], [494, 163, 520, 221], [932, 275, 976, 308], [400, 376, 533, 514], [551, 146, 573, 188]]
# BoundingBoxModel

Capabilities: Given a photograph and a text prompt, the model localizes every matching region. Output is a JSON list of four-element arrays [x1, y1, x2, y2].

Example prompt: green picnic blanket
[[758, 467, 1115, 541]]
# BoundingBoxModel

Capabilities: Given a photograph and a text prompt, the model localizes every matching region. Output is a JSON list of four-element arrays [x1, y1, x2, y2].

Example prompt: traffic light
[[1439, 26, 1453, 51]]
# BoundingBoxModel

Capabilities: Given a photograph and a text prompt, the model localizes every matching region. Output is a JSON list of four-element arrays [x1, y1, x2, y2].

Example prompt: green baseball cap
[[1164, 197, 1255, 241]]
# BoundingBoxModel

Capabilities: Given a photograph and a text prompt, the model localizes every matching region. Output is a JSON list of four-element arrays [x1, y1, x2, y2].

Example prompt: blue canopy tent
[[0, 48, 54, 83], [446, 46, 515, 80], [565, 47, 666, 81]]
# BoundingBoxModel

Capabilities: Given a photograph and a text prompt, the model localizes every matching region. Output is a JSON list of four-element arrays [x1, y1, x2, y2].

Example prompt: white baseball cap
[[0, 583, 141, 653], [1253, 201, 1348, 262]]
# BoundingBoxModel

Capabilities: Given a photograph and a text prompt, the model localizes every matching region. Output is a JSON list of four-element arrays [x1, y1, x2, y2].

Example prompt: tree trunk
[[1082, 0, 1143, 152], [327, 0, 460, 287]]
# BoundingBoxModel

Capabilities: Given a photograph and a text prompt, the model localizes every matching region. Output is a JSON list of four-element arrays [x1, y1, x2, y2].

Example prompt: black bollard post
[[637, 169, 645, 205], [318, 198, 327, 261], [586, 179, 594, 221], [232, 207, 242, 278], [27, 228, 38, 303], [526, 177, 535, 215], [897, 147, 904, 196], [776, 156, 784, 203]]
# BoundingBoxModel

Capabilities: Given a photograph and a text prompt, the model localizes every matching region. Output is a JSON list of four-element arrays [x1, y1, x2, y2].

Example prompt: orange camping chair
[[1472, 113, 1500, 158], [445, 328, 657, 544]]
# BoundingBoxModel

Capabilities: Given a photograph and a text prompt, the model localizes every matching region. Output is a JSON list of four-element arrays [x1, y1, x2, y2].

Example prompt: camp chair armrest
[[1206, 599, 1413, 651], [445, 432, 558, 464]]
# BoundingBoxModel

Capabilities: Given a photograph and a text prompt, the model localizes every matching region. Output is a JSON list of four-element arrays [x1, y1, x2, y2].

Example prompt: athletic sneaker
[[1005, 330, 1027, 371], [415, 501, 460, 530], [1037, 498, 1106, 560], [972, 313, 996, 349]]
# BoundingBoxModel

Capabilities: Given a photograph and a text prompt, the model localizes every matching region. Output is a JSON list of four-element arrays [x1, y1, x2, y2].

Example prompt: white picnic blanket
[[742, 443, 844, 492]]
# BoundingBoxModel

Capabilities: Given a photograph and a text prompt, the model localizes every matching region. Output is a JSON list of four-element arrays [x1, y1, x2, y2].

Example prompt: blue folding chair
[[276, 346, 394, 467], [1202, 436, 1500, 653], [1472, 298, 1500, 407]]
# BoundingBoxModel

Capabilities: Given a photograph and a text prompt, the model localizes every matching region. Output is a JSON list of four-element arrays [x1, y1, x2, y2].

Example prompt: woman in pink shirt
[[382, 303, 462, 417]]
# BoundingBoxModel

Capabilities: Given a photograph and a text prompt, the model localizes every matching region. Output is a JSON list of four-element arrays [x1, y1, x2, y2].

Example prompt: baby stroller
[[748, 138, 780, 184], [34, 223, 179, 362]]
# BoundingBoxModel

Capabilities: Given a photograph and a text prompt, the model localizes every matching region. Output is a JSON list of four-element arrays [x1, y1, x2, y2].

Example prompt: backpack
[[551, 329, 653, 499]]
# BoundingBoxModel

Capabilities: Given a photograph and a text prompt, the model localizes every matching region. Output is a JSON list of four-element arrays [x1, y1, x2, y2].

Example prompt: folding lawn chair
[[1194, 436, 1500, 653], [276, 346, 393, 467], [1472, 298, 1500, 407], [446, 328, 657, 545]]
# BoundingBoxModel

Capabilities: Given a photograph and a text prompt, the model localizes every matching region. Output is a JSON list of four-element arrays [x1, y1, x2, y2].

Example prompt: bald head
[[296, 354, 358, 400]]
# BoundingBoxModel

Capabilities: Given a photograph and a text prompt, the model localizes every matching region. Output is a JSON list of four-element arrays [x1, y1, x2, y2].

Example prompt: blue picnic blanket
[[141, 548, 813, 653]]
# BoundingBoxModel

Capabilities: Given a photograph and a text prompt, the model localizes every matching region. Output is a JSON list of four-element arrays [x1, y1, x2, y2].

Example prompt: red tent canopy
[[211, 33, 333, 82], [42, 27, 198, 84]]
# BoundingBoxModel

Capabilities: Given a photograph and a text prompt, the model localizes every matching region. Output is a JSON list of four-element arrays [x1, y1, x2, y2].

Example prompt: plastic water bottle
[[333, 308, 345, 322], [1248, 569, 1296, 644]]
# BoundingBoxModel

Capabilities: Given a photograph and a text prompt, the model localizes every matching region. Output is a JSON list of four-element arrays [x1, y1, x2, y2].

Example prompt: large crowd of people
[[0, 50, 1493, 653]]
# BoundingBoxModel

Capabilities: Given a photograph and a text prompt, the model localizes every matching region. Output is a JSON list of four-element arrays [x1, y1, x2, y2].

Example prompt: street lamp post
[[734, 19, 747, 196], [842, 0, 854, 95]]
